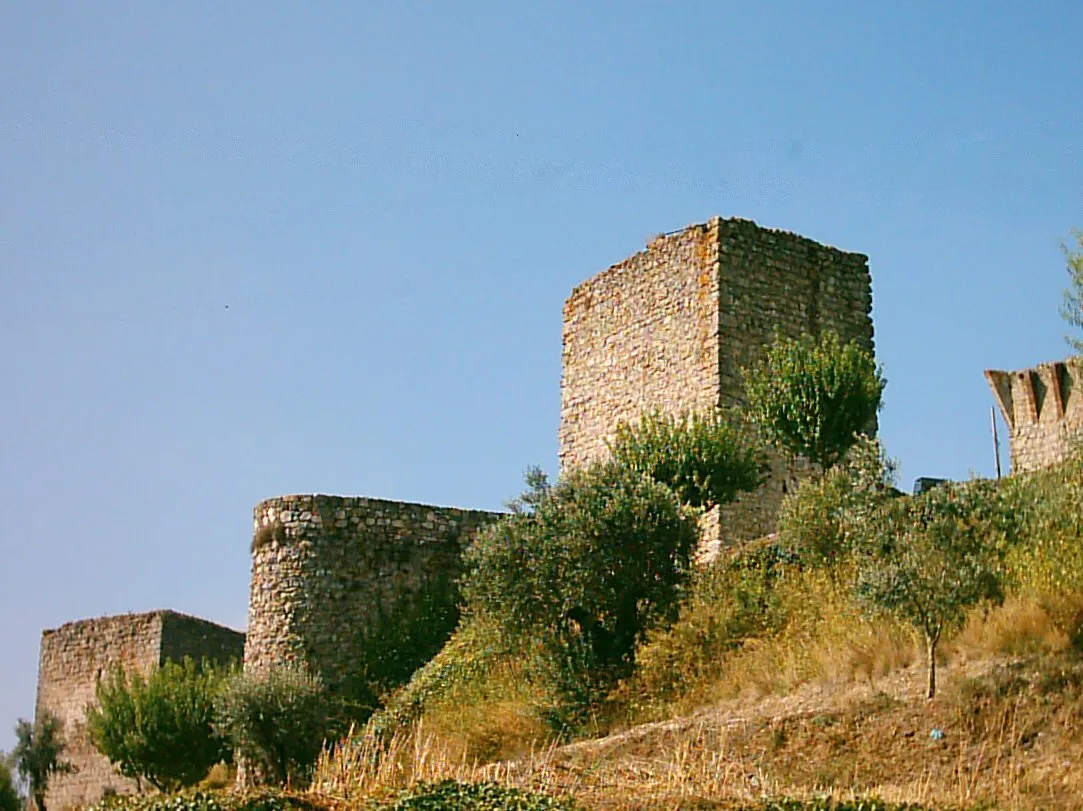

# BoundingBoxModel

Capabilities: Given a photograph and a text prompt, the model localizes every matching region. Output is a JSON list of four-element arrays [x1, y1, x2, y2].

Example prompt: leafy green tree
[[855, 481, 1009, 698], [606, 408, 765, 510], [1060, 230, 1083, 353], [462, 462, 699, 728], [744, 331, 885, 474], [213, 664, 338, 787], [0, 752, 23, 811], [86, 657, 232, 792], [12, 713, 72, 811]]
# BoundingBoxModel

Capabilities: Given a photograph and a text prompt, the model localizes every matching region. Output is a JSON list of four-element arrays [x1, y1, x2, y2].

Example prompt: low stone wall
[[243, 495, 501, 698]]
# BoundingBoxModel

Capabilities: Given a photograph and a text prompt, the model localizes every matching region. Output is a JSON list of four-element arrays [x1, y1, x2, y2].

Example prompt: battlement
[[986, 357, 1083, 473]]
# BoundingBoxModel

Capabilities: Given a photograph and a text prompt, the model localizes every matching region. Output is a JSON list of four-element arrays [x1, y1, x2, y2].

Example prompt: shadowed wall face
[[560, 216, 875, 554], [34, 612, 244, 810], [243, 495, 500, 702], [987, 358, 1083, 473]]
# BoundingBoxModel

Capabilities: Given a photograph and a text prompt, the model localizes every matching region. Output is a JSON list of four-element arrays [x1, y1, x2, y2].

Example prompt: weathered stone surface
[[243, 495, 500, 693], [560, 216, 876, 552], [34, 611, 244, 810], [986, 357, 1083, 473]]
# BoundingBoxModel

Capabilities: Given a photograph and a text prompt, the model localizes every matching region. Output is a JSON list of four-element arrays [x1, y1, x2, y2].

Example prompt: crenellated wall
[[34, 611, 244, 810], [560, 216, 875, 555], [986, 357, 1083, 473], [243, 495, 500, 698]]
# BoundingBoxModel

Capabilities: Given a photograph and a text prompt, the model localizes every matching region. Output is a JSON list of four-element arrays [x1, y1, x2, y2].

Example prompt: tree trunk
[[34, 791, 46, 811], [926, 635, 937, 699]]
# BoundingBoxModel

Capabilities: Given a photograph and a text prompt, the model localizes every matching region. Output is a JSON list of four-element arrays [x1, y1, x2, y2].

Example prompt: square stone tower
[[559, 216, 875, 553], [34, 611, 244, 810]]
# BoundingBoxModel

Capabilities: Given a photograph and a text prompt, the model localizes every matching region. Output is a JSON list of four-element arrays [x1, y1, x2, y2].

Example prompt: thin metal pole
[[991, 406, 1002, 479]]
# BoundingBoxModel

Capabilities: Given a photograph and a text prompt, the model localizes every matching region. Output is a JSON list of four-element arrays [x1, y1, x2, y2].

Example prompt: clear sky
[[1, 1, 1081, 752]]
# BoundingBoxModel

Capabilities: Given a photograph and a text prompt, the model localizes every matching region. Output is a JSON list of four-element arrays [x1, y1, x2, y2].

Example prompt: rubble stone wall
[[986, 357, 1083, 473], [560, 216, 875, 552], [243, 495, 500, 694]]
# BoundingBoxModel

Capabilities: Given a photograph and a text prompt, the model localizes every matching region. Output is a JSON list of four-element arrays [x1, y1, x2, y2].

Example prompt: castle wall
[[243, 495, 500, 699], [34, 611, 244, 811], [986, 358, 1083, 473], [560, 216, 875, 553]]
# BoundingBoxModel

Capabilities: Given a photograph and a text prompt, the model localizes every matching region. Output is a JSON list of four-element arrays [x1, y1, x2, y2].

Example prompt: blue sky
[[1, 1, 1081, 751]]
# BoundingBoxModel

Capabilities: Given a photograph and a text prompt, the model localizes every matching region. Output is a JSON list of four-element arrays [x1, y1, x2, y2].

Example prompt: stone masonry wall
[[986, 357, 1083, 473], [243, 495, 500, 697], [34, 611, 243, 810], [560, 216, 875, 553]]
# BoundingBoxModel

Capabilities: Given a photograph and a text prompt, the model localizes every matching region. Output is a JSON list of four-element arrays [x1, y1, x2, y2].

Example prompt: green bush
[[385, 780, 575, 811], [87, 657, 233, 792], [213, 665, 339, 787], [85, 788, 322, 811], [606, 408, 765, 510], [13, 712, 73, 811], [744, 330, 885, 473], [462, 462, 699, 731], [0, 753, 21, 811], [776, 436, 898, 567]]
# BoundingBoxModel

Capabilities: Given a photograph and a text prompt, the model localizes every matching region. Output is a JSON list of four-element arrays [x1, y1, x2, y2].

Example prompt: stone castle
[[34, 215, 1077, 808]]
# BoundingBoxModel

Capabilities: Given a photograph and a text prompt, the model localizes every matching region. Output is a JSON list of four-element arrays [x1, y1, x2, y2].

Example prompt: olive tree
[[86, 657, 232, 792], [744, 331, 885, 474], [1060, 230, 1083, 353], [855, 481, 1010, 698], [12, 714, 72, 811], [0, 752, 22, 811], [606, 408, 765, 511]]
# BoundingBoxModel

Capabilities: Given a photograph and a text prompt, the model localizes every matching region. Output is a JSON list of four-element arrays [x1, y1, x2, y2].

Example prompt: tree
[[0, 752, 22, 811], [462, 462, 700, 728], [744, 331, 885, 474], [86, 657, 232, 792], [12, 714, 72, 811], [606, 408, 765, 511], [855, 481, 1008, 698], [1060, 230, 1083, 353], [213, 664, 339, 787]]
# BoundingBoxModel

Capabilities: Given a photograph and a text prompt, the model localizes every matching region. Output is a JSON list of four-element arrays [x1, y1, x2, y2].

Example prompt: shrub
[[0, 754, 21, 811], [385, 780, 576, 810], [462, 462, 699, 730], [85, 788, 324, 811], [776, 436, 898, 567], [213, 665, 339, 787], [12, 713, 73, 811], [606, 408, 765, 510], [87, 657, 233, 792], [744, 331, 885, 473]]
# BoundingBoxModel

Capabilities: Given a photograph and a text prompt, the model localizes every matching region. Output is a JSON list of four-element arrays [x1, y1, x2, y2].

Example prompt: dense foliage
[[213, 665, 338, 787], [12, 713, 72, 811], [87, 657, 233, 792], [462, 462, 699, 729], [385, 780, 576, 811], [776, 436, 898, 567], [855, 479, 1013, 697], [85, 788, 323, 811], [606, 408, 765, 510], [0, 753, 21, 811], [744, 331, 885, 472]]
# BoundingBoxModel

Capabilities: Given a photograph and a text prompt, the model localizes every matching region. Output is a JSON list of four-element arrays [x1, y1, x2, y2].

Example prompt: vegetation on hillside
[[12, 712, 73, 811]]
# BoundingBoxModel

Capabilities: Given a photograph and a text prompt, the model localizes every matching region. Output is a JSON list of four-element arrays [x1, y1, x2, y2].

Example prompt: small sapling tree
[[0, 752, 22, 811], [744, 331, 885, 474], [606, 408, 765, 510], [12, 713, 73, 811], [86, 657, 232, 792], [856, 481, 1008, 698]]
